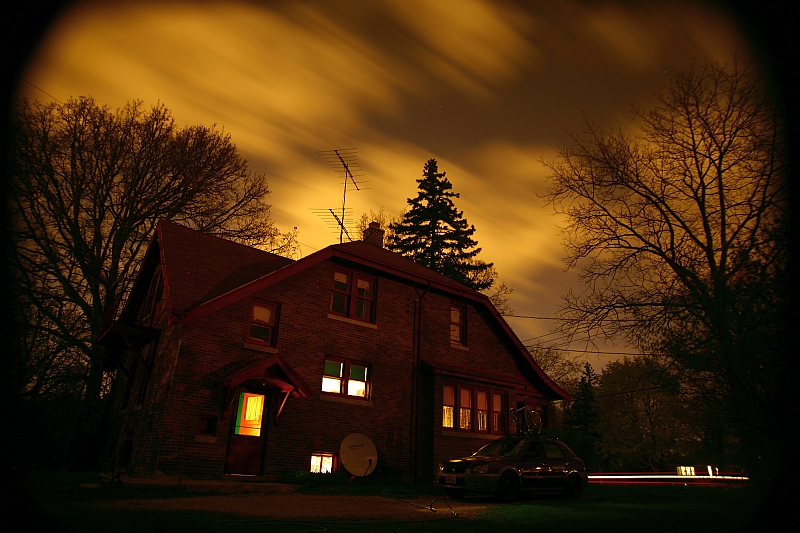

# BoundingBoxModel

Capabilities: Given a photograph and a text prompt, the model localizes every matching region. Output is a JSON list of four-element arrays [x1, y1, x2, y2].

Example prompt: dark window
[[247, 301, 279, 346], [321, 358, 370, 399], [541, 440, 563, 458], [330, 270, 376, 322], [198, 416, 217, 435], [450, 304, 466, 345]]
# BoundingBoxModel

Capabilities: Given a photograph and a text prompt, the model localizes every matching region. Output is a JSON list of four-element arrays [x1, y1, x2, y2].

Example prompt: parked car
[[437, 436, 588, 502]]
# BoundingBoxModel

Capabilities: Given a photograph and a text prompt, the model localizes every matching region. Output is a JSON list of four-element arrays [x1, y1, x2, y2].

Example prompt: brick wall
[[105, 256, 555, 481]]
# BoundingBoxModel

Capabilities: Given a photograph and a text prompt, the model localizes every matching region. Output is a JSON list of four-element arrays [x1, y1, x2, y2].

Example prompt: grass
[[19, 471, 758, 533]]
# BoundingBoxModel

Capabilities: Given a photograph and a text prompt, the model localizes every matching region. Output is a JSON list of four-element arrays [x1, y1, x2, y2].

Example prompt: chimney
[[363, 221, 385, 248]]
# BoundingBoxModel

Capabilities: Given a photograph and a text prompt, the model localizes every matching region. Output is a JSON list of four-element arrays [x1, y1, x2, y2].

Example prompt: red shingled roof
[[150, 220, 569, 401], [157, 220, 293, 312]]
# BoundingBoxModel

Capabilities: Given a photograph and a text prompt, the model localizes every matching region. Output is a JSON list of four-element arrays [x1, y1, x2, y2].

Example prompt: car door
[[517, 441, 550, 490], [540, 440, 568, 488]]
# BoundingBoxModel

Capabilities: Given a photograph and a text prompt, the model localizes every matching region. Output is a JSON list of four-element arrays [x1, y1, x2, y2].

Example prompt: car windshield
[[472, 439, 528, 458]]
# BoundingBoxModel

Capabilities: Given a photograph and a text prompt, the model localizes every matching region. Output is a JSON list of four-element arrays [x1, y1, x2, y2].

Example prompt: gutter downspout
[[411, 281, 430, 482]]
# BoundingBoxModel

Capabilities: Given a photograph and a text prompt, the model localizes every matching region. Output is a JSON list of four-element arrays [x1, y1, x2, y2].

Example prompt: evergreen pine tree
[[387, 159, 493, 290], [565, 363, 601, 440]]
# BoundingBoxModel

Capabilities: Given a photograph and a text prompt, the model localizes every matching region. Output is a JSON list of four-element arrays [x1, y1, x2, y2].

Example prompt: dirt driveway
[[91, 492, 490, 521]]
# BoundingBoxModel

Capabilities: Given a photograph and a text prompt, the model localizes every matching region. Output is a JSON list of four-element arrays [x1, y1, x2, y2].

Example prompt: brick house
[[99, 219, 570, 481]]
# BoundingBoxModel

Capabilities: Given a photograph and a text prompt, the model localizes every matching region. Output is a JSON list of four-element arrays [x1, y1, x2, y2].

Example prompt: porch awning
[[216, 354, 312, 423]]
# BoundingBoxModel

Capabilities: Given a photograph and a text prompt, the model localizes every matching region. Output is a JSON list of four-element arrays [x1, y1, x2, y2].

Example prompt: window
[[330, 270, 376, 322], [198, 416, 217, 436], [247, 301, 278, 346], [310, 453, 336, 473], [321, 359, 370, 399], [234, 392, 264, 437], [442, 385, 506, 434], [459, 388, 472, 430], [476, 391, 488, 432], [442, 386, 455, 428], [450, 304, 466, 345], [491, 393, 504, 433]]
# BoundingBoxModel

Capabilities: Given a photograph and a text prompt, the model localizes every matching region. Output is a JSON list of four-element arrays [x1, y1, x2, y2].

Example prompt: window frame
[[320, 358, 371, 401], [329, 268, 377, 323], [442, 384, 507, 435], [246, 300, 280, 347], [449, 303, 467, 345], [310, 453, 338, 473]]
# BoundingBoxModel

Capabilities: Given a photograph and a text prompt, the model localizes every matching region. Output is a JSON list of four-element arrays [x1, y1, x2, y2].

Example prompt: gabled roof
[[156, 220, 293, 312], [148, 220, 569, 401]]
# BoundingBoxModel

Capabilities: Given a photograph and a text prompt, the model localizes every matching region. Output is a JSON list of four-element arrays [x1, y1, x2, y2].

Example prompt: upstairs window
[[247, 301, 278, 347], [330, 269, 376, 322], [450, 304, 466, 345], [321, 359, 370, 399]]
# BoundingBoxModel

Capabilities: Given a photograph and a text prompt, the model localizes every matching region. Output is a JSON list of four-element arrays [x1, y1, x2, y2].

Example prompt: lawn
[[20, 471, 758, 533]]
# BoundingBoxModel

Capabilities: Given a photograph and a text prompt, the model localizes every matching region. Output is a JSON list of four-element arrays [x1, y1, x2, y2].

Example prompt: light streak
[[587, 473, 749, 486]]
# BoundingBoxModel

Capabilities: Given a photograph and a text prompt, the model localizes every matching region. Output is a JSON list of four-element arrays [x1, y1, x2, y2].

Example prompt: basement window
[[310, 453, 336, 474]]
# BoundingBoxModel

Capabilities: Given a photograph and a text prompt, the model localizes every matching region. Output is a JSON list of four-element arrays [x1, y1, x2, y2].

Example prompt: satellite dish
[[339, 433, 378, 476]]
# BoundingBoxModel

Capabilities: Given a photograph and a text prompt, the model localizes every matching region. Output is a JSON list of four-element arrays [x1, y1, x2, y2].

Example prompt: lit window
[[450, 304, 466, 345], [311, 454, 335, 473], [442, 386, 455, 428], [247, 301, 278, 346], [347, 364, 368, 397], [442, 385, 506, 434], [491, 393, 504, 433], [459, 388, 472, 430], [321, 359, 371, 400], [476, 391, 488, 432], [234, 392, 264, 437], [322, 360, 343, 393], [330, 270, 376, 322]]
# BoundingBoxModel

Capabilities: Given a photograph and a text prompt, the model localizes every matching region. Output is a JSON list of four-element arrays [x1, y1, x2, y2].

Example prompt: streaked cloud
[[17, 0, 754, 365]]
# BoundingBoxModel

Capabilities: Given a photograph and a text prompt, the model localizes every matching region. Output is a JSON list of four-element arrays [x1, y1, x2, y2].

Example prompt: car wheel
[[564, 474, 584, 498], [445, 488, 467, 499], [495, 472, 520, 503]]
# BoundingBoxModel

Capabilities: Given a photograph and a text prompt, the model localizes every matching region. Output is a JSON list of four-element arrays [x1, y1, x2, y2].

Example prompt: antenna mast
[[316, 148, 367, 243]]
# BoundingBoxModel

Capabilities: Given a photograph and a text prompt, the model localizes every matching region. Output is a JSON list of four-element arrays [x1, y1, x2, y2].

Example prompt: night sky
[[15, 0, 760, 366]]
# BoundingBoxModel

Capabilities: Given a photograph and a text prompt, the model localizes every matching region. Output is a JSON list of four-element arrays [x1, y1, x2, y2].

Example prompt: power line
[[20, 79, 62, 103]]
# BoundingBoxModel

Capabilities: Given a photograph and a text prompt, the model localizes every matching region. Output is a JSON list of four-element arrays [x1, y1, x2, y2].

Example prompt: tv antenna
[[315, 148, 367, 243]]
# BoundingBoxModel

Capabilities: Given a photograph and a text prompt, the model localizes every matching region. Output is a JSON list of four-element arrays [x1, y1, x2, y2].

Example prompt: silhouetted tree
[[388, 159, 493, 290], [564, 363, 600, 440], [9, 96, 298, 431], [597, 357, 700, 471], [542, 56, 787, 486]]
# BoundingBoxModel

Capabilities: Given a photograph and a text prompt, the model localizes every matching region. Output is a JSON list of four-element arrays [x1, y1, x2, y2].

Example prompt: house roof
[[149, 219, 569, 401], [156, 220, 293, 312]]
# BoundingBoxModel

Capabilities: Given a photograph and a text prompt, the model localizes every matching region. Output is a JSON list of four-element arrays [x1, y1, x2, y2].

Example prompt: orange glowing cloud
[[17, 0, 755, 362]]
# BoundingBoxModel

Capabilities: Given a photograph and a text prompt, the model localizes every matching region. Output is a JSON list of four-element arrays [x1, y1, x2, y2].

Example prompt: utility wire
[[20, 79, 62, 103]]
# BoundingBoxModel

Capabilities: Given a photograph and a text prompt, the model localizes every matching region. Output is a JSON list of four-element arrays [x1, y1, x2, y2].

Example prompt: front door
[[225, 391, 268, 475]]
